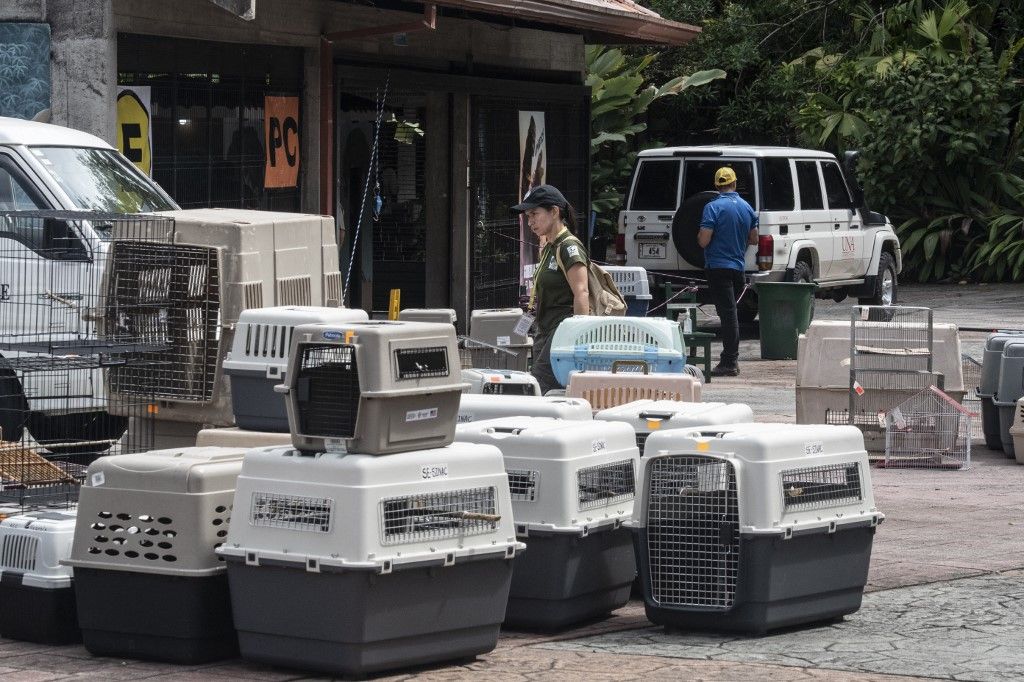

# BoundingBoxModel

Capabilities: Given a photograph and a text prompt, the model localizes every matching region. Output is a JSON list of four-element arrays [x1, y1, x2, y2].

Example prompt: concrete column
[[449, 92, 471, 333], [424, 91, 450, 308], [301, 46, 321, 215], [47, 0, 117, 142]]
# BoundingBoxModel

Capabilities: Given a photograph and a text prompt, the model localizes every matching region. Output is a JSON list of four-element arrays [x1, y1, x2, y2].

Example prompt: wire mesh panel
[[780, 463, 863, 511], [961, 354, 983, 440], [379, 487, 498, 545], [249, 492, 332, 533], [0, 211, 166, 508], [507, 469, 538, 502], [884, 386, 973, 469], [646, 455, 739, 608], [294, 344, 360, 439], [577, 459, 636, 510]]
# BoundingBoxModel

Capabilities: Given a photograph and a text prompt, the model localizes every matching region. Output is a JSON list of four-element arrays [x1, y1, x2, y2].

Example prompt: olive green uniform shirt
[[533, 229, 588, 335]]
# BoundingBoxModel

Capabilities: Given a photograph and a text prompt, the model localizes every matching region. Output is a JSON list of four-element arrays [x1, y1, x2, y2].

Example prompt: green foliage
[[588, 45, 724, 236]]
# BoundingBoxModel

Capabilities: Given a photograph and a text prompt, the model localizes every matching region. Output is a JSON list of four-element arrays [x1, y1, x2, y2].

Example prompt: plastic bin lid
[[84, 447, 248, 494]]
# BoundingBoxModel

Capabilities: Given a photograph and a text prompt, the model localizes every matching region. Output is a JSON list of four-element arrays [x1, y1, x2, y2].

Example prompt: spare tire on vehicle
[[671, 191, 719, 268]]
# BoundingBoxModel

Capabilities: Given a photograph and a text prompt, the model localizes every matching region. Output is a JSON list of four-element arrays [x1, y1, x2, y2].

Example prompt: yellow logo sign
[[116, 89, 152, 176]]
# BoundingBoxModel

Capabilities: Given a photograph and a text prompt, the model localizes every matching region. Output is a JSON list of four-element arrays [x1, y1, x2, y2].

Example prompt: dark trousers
[[706, 267, 745, 367], [531, 329, 561, 395]]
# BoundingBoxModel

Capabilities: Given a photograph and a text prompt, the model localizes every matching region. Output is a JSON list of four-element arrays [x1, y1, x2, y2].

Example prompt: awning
[[427, 0, 700, 46]]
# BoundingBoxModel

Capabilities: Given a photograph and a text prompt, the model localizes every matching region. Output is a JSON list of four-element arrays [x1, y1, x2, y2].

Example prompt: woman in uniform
[[512, 185, 590, 394]]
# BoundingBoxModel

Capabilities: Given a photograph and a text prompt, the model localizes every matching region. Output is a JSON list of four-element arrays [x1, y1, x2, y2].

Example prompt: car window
[[821, 161, 854, 209], [0, 164, 43, 211], [683, 159, 756, 209], [629, 160, 681, 211], [795, 161, 824, 210], [762, 158, 794, 211], [29, 146, 176, 213]]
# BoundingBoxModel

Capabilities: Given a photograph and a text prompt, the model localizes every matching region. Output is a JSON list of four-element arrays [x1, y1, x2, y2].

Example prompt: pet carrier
[[454, 417, 638, 629], [223, 306, 369, 432], [107, 209, 343, 428], [279, 321, 467, 455], [883, 386, 973, 469], [1010, 398, 1024, 465], [467, 308, 531, 372], [603, 266, 652, 317], [0, 508, 80, 644], [550, 317, 686, 387], [796, 319, 963, 450], [978, 333, 1024, 450], [458, 394, 592, 423], [398, 308, 457, 325], [462, 369, 541, 396], [595, 400, 754, 453], [64, 446, 249, 663], [566, 362, 701, 411], [218, 443, 523, 677], [992, 340, 1024, 457], [195, 427, 292, 448], [632, 423, 882, 634]]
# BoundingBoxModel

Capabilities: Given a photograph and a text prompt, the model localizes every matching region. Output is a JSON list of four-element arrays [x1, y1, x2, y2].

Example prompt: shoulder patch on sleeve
[[566, 244, 580, 258]]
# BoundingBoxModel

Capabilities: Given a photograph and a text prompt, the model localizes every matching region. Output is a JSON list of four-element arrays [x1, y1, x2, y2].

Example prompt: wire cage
[[883, 386, 974, 469], [961, 354, 983, 440], [0, 211, 166, 508]]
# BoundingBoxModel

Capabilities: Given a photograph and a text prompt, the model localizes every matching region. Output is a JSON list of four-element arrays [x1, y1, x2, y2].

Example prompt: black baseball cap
[[512, 184, 568, 212]]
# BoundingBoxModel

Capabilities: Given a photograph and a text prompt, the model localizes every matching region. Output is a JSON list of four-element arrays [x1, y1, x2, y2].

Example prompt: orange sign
[[264, 96, 300, 188]]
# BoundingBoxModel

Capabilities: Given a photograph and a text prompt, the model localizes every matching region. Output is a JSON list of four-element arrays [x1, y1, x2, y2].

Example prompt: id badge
[[513, 313, 535, 338]]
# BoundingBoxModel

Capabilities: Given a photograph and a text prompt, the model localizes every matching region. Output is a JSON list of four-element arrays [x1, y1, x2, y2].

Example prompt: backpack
[[554, 236, 627, 317]]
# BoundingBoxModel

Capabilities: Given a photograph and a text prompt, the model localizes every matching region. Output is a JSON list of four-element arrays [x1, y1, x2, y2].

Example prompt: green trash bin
[[754, 281, 817, 360]]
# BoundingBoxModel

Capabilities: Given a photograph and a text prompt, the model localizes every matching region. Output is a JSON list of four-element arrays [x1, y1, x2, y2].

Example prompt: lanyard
[[528, 227, 568, 311]]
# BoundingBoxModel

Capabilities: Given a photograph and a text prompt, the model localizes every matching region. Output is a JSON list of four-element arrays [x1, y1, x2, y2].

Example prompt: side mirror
[[842, 151, 866, 209]]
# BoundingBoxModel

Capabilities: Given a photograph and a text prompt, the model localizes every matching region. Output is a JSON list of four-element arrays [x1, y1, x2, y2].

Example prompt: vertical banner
[[518, 111, 547, 285], [116, 86, 152, 176], [264, 95, 300, 188]]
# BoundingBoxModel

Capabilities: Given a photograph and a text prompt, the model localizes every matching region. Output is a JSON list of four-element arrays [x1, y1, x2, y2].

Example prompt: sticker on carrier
[[406, 408, 439, 422], [421, 464, 449, 480]]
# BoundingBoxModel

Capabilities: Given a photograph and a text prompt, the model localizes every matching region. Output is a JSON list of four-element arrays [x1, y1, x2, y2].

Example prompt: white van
[[0, 116, 178, 448], [619, 146, 902, 319]]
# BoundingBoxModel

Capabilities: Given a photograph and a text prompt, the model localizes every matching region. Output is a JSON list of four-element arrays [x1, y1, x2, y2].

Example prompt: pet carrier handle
[[445, 511, 502, 523], [611, 360, 649, 374], [638, 411, 675, 420], [273, 383, 290, 394]]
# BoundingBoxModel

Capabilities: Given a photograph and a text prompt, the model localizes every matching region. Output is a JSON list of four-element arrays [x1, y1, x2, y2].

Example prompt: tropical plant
[[588, 45, 724, 237]]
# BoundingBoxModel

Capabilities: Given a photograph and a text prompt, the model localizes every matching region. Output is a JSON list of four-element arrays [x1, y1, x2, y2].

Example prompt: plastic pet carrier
[[550, 317, 686, 387], [454, 417, 639, 629], [218, 443, 523, 677], [107, 209, 343, 428], [567, 363, 702, 411], [595, 400, 754, 453], [398, 308, 457, 326], [195, 427, 292, 448], [458, 394, 592, 424], [603, 266, 652, 317], [992, 340, 1024, 457], [0, 508, 80, 644], [631, 423, 883, 635], [279, 321, 467, 455], [223, 306, 369, 432], [979, 333, 1024, 450], [467, 308, 531, 372], [462, 368, 541, 397], [65, 446, 249, 663], [1010, 398, 1024, 465]]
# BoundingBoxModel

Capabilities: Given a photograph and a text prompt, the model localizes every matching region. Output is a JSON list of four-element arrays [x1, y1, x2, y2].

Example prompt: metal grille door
[[646, 455, 739, 609], [295, 344, 360, 439]]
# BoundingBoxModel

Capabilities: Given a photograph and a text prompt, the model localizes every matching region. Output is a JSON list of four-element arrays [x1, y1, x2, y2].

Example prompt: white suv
[[619, 146, 902, 318]]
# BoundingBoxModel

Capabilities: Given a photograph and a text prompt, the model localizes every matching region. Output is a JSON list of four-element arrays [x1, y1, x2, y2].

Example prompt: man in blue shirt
[[698, 166, 758, 377]]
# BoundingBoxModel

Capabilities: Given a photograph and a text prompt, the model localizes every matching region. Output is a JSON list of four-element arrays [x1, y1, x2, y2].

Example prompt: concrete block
[[0, 0, 45, 22]]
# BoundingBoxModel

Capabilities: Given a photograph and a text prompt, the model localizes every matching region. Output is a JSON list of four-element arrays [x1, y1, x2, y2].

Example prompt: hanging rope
[[343, 72, 390, 307]]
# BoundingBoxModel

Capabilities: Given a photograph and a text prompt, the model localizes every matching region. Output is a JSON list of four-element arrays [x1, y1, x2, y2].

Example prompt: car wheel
[[858, 251, 897, 306], [737, 290, 758, 323], [27, 410, 128, 455], [787, 260, 813, 284], [0, 362, 29, 442], [671, 191, 719, 268]]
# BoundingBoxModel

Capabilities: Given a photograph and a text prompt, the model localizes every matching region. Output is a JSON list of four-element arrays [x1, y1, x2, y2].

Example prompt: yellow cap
[[714, 166, 737, 187]]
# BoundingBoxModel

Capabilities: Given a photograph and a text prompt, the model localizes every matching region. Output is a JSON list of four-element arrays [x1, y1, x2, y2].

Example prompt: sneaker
[[710, 364, 740, 377]]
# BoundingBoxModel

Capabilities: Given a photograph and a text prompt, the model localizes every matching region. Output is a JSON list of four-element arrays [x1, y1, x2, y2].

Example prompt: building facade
[[0, 0, 696, 326]]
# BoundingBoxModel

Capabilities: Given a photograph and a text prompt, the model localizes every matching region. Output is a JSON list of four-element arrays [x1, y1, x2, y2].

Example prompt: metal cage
[[883, 386, 973, 469]]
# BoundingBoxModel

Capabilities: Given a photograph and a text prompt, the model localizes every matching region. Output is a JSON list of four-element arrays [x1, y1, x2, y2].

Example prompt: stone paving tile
[[538, 570, 1024, 682]]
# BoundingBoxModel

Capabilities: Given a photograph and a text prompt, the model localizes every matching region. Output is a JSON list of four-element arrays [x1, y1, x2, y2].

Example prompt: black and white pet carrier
[[222, 306, 369, 432], [218, 443, 523, 677], [458, 394, 593, 423], [0, 508, 80, 644], [455, 417, 639, 629], [278, 321, 468, 455], [595, 400, 754, 453], [462, 368, 541, 396], [65, 447, 248, 663], [631, 423, 883, 635]]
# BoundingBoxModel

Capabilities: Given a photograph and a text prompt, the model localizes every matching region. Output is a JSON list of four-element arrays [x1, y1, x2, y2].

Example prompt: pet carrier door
[[294, 344, 360, 439], [645, 455, 739, 609]]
